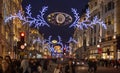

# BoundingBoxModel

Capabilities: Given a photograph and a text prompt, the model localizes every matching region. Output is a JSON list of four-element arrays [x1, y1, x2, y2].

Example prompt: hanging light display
[[4, 3, 107, 58]]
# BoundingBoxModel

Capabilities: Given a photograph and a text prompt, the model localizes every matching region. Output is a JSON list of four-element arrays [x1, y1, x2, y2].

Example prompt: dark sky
[[22, 0, 89, 43]]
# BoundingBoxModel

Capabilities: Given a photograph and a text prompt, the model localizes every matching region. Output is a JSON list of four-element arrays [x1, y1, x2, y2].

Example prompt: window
[[108, 1, 114, 10], [98, 12, 100, 18], [105, 5, 107, 13], [90, 38, 92, 46], [107, 31, 110, 36], [105, 16, 112, 25], [108, 20, 111, 25], [94, 25, 96, 33], [94, 37, 96, 45], [108, 16, 111, 25], [91, 28, 93, 35], [95, 2, 97, 6], [111, 14, 114, 25], [111, 2, 114, 9], [108, 2, 112, 11], [105, 1, 114, 13]]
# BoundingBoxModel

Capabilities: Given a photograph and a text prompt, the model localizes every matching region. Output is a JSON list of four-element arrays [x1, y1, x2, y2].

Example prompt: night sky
[[22, 0, 89, 43]]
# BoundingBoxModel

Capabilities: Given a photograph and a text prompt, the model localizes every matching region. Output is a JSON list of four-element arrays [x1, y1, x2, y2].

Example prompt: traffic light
[[17, 41, 25, 50], [20, 32, 25, 43]]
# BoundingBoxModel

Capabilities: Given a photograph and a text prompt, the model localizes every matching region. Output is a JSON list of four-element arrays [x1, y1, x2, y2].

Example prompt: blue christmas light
[[64, 45, 69, 52], [69, 8, 107, 30], [57, 36, 64, 51], [32, 35, 77, 54], [49, 45, 55, 52], [67, 37, 78, 44], [32, 37, 41, 44], [5, 4, 49, 28], [69, 8, 80, 28]]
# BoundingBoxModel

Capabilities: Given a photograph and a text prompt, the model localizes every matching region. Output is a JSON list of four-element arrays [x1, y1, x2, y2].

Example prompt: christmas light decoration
[[32, 37, 41, 44], [32, 35, 77, 55], [64, 45, 69, 52], [4, 3, 107, 58], [5, 4, 49, 28], [67, 37, 78, 44], [5, 4, 106, 30], [69, 8, 80, 28], [46, 36, 63, 53], [69, 8, 107, 30]]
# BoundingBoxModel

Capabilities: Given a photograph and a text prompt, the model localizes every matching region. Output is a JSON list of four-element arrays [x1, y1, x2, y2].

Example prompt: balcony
[[101, 36, 114, 42]]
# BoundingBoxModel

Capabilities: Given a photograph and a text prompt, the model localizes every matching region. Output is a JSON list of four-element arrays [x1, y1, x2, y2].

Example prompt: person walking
[[54, 64, 63, 73], [88, 59, 97, 73], [1, 59, 16, 73], [0, 56, 3, 73], [20, 58, 31, 73]]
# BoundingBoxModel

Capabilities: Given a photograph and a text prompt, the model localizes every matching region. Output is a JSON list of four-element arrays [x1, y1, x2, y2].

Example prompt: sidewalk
[[76, 66, 120, 73]]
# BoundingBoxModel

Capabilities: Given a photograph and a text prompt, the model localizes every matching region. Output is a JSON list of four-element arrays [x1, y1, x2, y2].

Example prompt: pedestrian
[[88, 59, 97, 73], [20, 58, 31, 73], [65, 63, 69, 73], [65, 60, 74, 73], [0, 56, 3, 73], [37, 65, 42, 73], [43, 60, 48, 73], [47, 60, 53, 73], [71, 60, 76, 73], [92, 59, 97, 73], [88, 59, 93, 72], [54, 64, 63, 73], [1, 59, 16, 73]]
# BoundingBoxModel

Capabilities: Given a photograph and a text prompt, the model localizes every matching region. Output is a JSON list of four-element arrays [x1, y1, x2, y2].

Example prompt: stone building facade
[[73, 0, 120, 60]]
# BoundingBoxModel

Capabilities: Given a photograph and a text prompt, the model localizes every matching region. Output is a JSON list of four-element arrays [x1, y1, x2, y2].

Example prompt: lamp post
[[97, 44, 102, 59]]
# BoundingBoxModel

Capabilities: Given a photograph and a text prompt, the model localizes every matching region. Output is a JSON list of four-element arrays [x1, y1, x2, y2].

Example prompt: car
[[76, 61, 85, 66]]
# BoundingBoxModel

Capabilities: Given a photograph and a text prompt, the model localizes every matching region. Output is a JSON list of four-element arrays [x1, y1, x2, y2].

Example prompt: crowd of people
[[98, 59, 120, 69], [0, 55, 120, 73], [0, 56, 77, 73], [87, 59, 97, 73], [87, 58, 120, 73]]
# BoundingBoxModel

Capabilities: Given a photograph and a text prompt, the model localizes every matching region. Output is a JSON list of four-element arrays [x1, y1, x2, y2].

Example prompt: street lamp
[[97, 44, 100, 48]]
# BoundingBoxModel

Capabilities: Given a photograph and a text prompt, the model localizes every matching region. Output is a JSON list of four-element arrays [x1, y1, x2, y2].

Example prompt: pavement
[[76, 66, 120, 73]]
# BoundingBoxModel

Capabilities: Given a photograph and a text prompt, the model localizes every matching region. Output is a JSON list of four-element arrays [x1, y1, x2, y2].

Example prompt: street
[[76, 66, 120, 73], [1, 0, 120, 73]]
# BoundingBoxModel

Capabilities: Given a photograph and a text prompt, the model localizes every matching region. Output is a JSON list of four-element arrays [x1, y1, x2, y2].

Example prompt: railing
[[101, 36, 114, 42]]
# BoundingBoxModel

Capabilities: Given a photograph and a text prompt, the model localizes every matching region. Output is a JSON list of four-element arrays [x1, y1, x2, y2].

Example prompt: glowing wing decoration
[[5, 4, 49, 28], [67, 37, 78, 44], [69, 8, 107, 30]]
